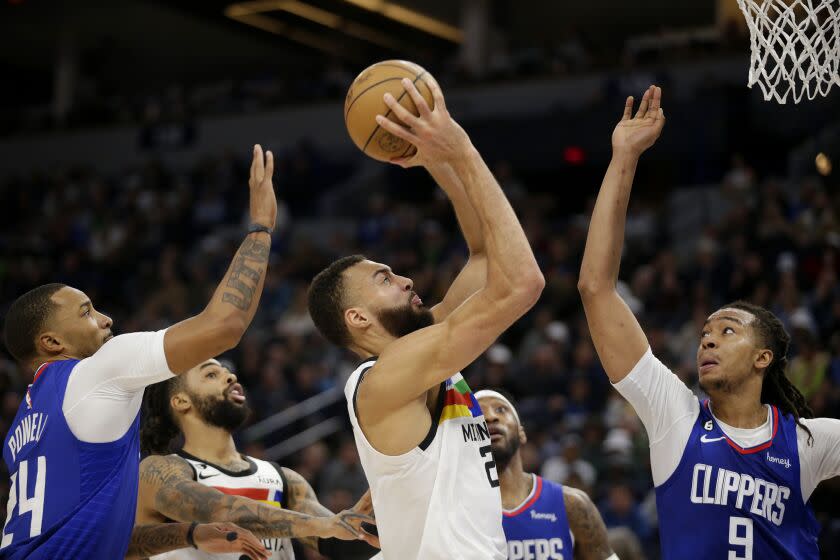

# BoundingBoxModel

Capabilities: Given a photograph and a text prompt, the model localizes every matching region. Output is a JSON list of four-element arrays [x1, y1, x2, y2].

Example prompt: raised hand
[[248, 144, 277, 231], [194, 522, 269, 560], [375, 77, 472, 168], [611, 85, 666, 157]]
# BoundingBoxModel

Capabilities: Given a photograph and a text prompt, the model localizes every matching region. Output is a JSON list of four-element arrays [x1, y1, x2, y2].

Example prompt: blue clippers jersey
[[656, 399, 820, 560], [502, 475, 574, 560], [1, 360, 141, 559]]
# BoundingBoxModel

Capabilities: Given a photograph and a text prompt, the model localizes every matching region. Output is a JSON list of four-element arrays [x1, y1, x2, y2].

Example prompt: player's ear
[[345, 307, 370, 331], [170, 392, 191, 413], [518, 424, 527, 445], [755, 348, 773, 372], [37, 331, 65, 356]]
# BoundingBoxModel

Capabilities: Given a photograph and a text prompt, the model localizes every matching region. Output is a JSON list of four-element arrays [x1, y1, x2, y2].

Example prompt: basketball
[[344, 60, 436, 162]]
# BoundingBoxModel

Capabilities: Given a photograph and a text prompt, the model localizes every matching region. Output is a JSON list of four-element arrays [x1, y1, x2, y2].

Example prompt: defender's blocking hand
[[611, 85, 666, 157], [248, 144, 277, 231]]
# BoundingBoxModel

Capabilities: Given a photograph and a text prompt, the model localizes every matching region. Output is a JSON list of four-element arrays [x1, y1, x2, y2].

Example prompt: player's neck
[[350, 330, 398, 359], [499, 455, 532, 510], [181, 423, 240, 466], [708, 394, 767, 429]]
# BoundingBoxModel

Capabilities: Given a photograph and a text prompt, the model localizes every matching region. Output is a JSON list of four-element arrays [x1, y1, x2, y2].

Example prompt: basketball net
[[736, 0, 840, 104]]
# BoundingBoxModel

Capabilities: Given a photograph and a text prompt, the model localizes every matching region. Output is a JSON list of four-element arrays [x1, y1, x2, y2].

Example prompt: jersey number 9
[[728, 516, 753, 560]]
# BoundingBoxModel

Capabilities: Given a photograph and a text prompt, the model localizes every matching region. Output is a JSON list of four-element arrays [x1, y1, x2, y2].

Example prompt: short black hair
[[307, 255, 366, 347], [3, 283, 67, 364]]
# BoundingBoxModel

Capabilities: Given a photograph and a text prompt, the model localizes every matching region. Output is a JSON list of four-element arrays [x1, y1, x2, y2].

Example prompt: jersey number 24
[[1, 456, 46, 549]]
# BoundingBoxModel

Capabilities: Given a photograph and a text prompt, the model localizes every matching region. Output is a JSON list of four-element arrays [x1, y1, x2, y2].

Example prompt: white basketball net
[[737, 0, 840, 104]]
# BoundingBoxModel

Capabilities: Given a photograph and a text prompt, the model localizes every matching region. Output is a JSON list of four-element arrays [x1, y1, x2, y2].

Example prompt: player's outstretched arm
[[163, 145, 276, 374], [282, 468, 380, 555], [563, 487, 615, 560], [126, 521, 269, 560], [137, 455, 373, 542], [362, 78, 544, 414], [578, 86, 665, 383]]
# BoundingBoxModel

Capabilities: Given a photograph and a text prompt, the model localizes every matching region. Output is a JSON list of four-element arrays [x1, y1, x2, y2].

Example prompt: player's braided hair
[[140, 376, 183, 456], [723, 301, 814, 444]]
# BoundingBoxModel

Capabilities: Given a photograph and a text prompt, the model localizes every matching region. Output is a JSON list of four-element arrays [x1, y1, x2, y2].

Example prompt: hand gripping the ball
[[375, 77, 473, 168]]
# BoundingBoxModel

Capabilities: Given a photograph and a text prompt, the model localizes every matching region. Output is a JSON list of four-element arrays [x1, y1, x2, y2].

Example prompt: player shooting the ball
[[307, 74, 544, 559]]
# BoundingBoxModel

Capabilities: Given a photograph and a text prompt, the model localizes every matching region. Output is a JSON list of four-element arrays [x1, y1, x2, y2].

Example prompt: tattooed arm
[[126, 522, 269, 560], [282, 468, 379, 557], [138, 455, 371, 541], [163, 145, 277, 374], [564, 487, 615, 560]]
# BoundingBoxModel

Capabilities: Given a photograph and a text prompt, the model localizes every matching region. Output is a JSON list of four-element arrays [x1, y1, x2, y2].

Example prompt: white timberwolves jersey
[[151, 451, 294, 560], [345, 358, 506, 560]]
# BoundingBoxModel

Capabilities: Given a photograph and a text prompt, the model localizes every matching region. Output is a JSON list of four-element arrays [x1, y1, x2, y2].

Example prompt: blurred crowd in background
[[1, 130, 839, 557], [0, 21, 748, 138]]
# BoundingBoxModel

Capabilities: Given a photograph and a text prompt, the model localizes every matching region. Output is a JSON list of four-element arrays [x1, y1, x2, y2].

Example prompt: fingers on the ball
[[425, 75, 446, 111], [384, 93, 418, 126], [401, 78, 431, 116], [376, 115, 418, 144], [622, 97, 634, 120]]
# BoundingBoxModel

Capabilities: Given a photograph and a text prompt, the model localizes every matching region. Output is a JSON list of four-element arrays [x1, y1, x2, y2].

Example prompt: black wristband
[[247, 223, 273, 235], [186, 521, 199, 549]]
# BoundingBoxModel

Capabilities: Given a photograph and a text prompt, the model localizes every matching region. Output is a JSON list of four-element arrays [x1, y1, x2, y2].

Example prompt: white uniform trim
[[62, 329, 175, 443], [346, 359, 506, 560]]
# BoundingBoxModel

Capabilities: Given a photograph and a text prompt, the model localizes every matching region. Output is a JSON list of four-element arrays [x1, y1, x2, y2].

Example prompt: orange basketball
[[344, 60, 436, 162]]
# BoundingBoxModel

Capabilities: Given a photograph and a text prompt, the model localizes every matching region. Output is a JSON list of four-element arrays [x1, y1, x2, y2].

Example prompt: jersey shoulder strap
[[268, 461, 291, 509]]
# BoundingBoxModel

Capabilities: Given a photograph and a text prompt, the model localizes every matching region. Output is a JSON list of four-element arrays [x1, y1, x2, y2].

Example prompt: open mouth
[[227, 383, 246, 404], [411, 294, 423, 306]]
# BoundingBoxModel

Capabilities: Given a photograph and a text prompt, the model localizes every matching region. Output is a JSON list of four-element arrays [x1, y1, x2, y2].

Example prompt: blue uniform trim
[[502, 475, 574, 560], [655, 398, 820, 560], [2, 360, 142, 559]]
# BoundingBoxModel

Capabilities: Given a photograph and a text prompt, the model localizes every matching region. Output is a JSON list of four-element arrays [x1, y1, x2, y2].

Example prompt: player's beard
[[376, 302, 434, 338], [192, 392, 251, 432], [491, 431, 521, 474]]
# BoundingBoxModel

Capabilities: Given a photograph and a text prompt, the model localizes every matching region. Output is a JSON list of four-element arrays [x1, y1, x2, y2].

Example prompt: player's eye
[[724, 327, 735, 334], [383, 276, 391, 285], [83, 309, 91, 316], [701, 331, 709, 337], [207, 372, 216, 378]]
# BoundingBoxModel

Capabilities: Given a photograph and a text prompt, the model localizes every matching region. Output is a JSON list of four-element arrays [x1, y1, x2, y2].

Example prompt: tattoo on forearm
[[127, 523, 188, 558], [283, 468, 333, 550], [141, 456, 313, 540], [564, 489, 613, 560], [221, 237, 270, 310]]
